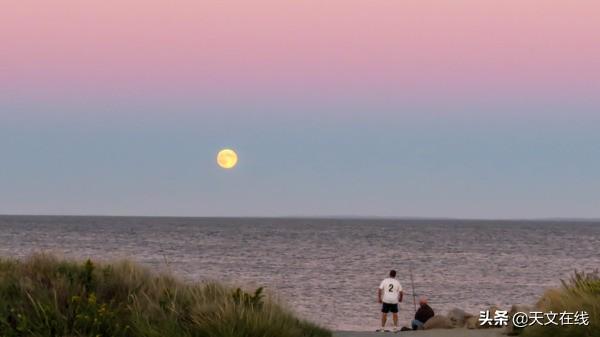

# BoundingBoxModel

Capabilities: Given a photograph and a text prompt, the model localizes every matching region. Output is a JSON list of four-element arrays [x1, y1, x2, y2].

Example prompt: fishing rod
[[409, 263, 417, 313]]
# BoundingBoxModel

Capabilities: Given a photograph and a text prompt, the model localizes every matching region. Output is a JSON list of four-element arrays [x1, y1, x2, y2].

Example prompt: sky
[[1, 0, 599, 218]]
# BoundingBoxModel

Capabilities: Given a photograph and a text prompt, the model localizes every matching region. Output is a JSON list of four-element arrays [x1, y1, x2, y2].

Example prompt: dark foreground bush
[[0, 254, 330, 337], [522, 271, 599, 337]]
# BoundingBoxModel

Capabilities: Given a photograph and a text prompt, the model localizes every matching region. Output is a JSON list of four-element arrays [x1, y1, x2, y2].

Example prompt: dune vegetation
[[0, 254, 330, 337], [521, 271, 599, 337]]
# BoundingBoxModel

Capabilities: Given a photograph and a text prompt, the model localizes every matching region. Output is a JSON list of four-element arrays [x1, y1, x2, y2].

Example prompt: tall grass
[[522, 270, 600, 337], [0, 254, 330, 337]]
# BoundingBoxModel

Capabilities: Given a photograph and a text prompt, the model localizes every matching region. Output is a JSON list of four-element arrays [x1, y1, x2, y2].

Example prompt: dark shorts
[[381, 303, 399, 313]]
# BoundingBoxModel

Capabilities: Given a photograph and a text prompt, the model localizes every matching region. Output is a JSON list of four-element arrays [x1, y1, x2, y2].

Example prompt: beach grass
[[0, 254, 330, 337], [521, 270, 599, 337]]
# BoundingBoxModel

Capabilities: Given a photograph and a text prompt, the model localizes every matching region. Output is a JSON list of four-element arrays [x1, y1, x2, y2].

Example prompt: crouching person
[[412, 296, 434, 330]]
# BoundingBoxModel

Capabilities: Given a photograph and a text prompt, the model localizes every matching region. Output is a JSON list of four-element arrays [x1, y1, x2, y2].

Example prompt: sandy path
[[334, 329, 505, 337]]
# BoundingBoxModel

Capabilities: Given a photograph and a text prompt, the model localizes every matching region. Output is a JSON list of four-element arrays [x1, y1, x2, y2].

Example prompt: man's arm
[[398, 291, 403, 303], [377, 288, 383, 303]]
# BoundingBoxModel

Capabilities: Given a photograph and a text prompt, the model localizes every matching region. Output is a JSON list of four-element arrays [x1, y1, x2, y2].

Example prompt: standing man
[[377, 270, 403, 332]]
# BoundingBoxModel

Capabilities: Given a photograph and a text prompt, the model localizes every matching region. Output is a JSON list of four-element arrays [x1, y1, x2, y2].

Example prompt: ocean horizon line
[[1, 213, 599, 223]]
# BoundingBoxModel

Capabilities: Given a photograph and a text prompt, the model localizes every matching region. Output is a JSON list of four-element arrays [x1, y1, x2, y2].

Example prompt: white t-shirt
[[379, 277, 403, 304]]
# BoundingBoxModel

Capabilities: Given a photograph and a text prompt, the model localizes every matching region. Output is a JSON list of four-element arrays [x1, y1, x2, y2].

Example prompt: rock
[[465, 316, 480, 329], [446, 308, 474, 327], [423, 315, 454, 330], [509, 304, 532, 316], [506, 304, 533, 336]]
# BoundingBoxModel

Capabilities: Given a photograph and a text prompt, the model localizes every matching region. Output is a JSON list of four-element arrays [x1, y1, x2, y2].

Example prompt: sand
[[334, 329, 505, 337]]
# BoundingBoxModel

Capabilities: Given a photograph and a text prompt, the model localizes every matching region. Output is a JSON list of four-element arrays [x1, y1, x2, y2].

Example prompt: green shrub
[[0, 254, 330, 337], [522, 271, 600, 337]]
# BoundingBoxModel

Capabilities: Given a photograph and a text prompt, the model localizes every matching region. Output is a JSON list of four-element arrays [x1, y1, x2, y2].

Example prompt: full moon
[[216, 148, 238, 169]]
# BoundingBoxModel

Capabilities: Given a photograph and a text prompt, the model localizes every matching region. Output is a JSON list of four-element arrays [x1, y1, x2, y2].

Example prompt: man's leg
[[392, 313, 398, 327], [381, 313, 387, 328], [411, 319, 424, 330]]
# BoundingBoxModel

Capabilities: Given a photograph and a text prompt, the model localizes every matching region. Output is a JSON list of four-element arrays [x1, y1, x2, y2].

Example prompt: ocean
[[1, 215, 598, 331]]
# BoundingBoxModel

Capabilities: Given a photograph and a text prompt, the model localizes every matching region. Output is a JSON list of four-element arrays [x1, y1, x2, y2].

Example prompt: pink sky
[[2, 0, 599, 99], [2, 1, 600, 219]]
